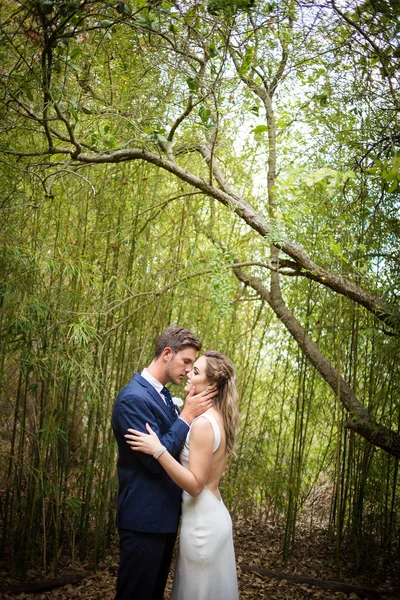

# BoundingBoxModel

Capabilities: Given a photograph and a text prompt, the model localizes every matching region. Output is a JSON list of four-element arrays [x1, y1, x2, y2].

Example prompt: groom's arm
[[115, 393, 188, 475]]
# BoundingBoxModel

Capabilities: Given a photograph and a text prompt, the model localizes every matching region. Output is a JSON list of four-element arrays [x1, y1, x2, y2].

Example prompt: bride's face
[[184, 356, 210, 394]]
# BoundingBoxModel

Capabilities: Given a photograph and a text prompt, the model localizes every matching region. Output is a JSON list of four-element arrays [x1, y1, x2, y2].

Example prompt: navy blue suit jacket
[[111, 373, 189, 534]]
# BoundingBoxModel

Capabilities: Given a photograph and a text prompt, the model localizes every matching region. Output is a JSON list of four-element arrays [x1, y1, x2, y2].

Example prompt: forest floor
[[1, 516, 399, 599]]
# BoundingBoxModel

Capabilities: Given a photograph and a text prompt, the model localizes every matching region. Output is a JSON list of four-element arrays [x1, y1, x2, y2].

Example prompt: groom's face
[[164, 347, 197, 386]]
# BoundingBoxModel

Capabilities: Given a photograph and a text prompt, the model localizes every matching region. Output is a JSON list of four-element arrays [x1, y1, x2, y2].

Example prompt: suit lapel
[[133, 373, 175, 422]]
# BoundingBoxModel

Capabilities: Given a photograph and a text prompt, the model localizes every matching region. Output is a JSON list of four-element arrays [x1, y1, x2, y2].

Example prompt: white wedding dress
[[171, 412, 239, 600]]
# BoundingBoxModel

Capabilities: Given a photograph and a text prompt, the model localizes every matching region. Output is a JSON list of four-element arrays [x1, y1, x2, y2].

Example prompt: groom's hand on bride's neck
[[180, 386, 217, 424]]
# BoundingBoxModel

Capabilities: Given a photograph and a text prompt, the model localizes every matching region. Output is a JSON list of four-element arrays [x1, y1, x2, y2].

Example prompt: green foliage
[[239, 46, 255, 76], [208, 248, 235, 319], [367, 155, 400, 193], [251, 124, 269, 137], [208, 0, 256, 16], [0, 0, 399, 577]]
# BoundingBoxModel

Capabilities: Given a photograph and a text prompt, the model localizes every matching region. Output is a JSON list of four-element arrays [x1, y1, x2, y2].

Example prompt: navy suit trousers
[[116, 528, 177, 600]]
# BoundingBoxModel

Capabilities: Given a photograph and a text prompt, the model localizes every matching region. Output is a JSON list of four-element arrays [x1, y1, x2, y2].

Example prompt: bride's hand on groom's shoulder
[[180, 385, 217, 424]]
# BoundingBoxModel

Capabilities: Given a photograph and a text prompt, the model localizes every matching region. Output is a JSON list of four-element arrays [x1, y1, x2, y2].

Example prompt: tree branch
[[66, 146, 399, 332], [233, 265, 400, 459]]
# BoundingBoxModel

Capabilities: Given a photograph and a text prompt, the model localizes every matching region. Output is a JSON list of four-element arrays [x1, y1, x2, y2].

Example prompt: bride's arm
[[125, 419, 213, 497]]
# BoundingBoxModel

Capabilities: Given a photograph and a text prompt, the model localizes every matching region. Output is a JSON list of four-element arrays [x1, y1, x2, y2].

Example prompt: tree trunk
[[233, 266, 400, 459]]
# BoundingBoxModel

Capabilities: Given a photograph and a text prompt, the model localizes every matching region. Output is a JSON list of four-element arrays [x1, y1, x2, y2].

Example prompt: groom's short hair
[[154, 326, 202, 358]]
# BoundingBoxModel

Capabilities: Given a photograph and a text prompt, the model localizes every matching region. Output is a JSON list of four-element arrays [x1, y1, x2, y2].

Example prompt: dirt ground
[[1, 517, 399, 599]]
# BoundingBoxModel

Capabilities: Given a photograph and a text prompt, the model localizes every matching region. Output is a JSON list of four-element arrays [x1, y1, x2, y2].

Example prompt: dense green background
[[1, 0, 399, 576]]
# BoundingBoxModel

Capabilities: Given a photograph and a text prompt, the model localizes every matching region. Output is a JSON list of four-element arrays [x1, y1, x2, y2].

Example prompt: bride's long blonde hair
[[203, 351, 239, 456]]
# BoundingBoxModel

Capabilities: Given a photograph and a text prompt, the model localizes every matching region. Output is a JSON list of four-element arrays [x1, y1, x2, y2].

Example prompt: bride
[[125, 350, 239, 600]]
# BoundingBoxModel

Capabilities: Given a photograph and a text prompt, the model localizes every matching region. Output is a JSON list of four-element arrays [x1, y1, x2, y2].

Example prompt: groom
[[112, 326, 215, 600]]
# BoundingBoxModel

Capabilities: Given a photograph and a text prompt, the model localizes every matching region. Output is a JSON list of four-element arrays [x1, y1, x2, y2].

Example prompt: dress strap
[[193, 412, 221, 452]]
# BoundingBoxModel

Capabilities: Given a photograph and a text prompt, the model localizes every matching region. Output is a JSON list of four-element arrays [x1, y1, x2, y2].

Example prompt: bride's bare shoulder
[[191, 414, 214, 431]]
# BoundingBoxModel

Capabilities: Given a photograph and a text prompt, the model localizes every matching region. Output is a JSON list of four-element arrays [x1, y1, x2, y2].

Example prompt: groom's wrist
[[179, 408, 193, 425], [178, 415, 190, 427]]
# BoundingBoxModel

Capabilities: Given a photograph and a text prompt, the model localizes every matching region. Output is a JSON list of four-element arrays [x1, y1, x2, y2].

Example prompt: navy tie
[[161, 386, 177, 420]]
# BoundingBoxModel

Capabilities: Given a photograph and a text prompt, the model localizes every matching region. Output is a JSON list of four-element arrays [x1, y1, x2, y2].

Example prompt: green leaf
[[329, 235, 348, 263], [136, 12, 159, 30], [251, 124, 268, 135], [342, 170, 356, 182], [186, 77, 199, 93], [68, 62, 81, 72], [239, 46, 254, 76], [209, 0, 256, 17], [24, 87, 34, 101], [116, 1, 131, 15], [305, 167, 337, 186], [392, 155, 400, 170], [208, 42, 218, 58], [199, 106, 212, 123], [70, 47, 82, 60]]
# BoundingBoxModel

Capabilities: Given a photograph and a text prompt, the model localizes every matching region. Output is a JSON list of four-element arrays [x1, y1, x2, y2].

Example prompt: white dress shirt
[[141, 368, 165, 400]]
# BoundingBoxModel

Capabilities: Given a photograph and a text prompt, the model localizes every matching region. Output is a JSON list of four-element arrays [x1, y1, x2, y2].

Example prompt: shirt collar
[[141, 368, 164, 394]]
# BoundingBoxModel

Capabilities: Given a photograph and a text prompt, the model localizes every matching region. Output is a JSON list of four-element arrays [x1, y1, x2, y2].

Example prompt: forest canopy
[[1, 0, 399, 576]]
